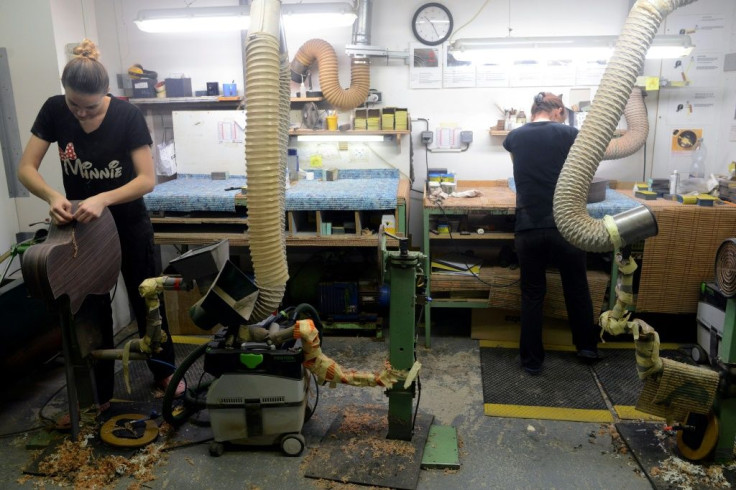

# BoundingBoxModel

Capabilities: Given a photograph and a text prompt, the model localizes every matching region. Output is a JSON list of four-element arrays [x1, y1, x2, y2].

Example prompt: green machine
[[698, 239, 736, 462], [379, 229, 459, 466]]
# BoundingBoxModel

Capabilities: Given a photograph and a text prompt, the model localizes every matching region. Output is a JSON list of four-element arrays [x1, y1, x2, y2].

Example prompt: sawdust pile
[[650, 456, 732, 489], [26, 430, 167, 488], [335, 406, 416, 460], [603, 424, 629, 455]]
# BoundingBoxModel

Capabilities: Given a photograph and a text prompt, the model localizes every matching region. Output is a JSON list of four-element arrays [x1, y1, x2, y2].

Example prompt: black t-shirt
[[503, 121, 578, 232], [31, 95, 153, 221]]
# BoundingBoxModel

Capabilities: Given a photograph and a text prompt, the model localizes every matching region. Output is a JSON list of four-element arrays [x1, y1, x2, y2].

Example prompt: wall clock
[[412, 3, 453, 46]]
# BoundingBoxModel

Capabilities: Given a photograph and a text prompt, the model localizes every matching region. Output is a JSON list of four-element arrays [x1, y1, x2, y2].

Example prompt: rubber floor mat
[[616, 422, 736, 489], [304, 405, 433, 490], [592, 348, 692, 420], [480, 347, 612, 422]]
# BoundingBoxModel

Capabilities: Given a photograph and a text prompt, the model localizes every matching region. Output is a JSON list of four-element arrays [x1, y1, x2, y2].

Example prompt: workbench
[[422, 179, 642, 346], [144, 169, 409, 248], [614, 188, 736, 314], [422, 179, 736, 346]]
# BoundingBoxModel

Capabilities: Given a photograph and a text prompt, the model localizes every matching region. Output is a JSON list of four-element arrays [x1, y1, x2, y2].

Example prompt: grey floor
[[0, 331, 654, 489]]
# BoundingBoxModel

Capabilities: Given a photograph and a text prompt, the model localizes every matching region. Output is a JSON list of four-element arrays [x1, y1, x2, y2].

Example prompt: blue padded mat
[[144, 169, 399, 213], [507, 177, 642, 218], [144, 174, 246, 213]]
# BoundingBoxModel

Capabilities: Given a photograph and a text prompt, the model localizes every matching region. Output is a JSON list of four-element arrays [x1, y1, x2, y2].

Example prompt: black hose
[[162, 342, 209, 427]]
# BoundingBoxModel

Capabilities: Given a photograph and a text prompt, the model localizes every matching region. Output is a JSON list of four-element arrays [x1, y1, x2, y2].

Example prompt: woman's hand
[[73, 195, 107, 223], [49, 196, 74, 225]]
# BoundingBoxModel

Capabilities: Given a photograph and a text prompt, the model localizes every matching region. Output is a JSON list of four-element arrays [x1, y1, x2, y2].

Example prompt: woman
[[17, 39, 183, 422], [502, 92, 600, 375]]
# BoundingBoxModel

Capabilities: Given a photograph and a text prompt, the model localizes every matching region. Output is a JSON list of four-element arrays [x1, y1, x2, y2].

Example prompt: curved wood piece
[[21, 201, 121, 314]]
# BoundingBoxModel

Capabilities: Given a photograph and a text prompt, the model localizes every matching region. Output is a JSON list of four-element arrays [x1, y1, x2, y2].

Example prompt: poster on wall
[[476, 62, 510, 87], [410, 43, 442, 89], [575, 60, 607, 86], [670, 128, 702, 154], [661, 87, 717, 125], [666, 13, 727, 50], [443, 50, 475, 88]]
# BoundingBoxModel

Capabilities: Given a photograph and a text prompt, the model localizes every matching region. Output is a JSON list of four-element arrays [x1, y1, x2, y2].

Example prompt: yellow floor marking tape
[[614, 405, 664, 421], [485, 404, 614, 423], [172, 335, 211, 345]]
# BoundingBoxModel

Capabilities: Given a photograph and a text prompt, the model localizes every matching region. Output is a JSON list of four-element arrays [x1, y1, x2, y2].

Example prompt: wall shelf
[[288, 129, 410, 147], [290, 96, 324, 103]]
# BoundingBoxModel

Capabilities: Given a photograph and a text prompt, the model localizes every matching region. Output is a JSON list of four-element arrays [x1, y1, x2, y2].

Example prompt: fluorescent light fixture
[[281, 2, 357, 28], [135, 6, 250, 33], [297, 134, 387, 142], [135, 3, 357, 33], [449, 34, 693, 63]]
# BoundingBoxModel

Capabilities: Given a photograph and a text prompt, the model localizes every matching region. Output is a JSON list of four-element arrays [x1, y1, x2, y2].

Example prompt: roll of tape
[[477, 228, 485, 235]]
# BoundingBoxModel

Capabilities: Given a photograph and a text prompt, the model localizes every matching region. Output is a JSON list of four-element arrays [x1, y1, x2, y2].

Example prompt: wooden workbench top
[[423, 180, 516, 212]]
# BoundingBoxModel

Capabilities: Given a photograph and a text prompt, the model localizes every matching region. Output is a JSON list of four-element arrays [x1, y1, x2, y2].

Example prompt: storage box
[[381, 107, 395, 130], [395, 108, 409, 130], [164, 78, 193, 97], [353, 108, 367, 130], [133, 79, 156, 98]]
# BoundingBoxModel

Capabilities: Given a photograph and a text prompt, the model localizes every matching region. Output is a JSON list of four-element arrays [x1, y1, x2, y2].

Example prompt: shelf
[[130, 96, 243, 108], [289, 129, 410, 147], [429, 232, 515, 240], [489, 129, 509, 136], [290, 96, 324, 103]]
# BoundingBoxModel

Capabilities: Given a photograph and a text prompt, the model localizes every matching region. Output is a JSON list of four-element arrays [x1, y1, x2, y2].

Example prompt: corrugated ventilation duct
[[245, 0, 290, 320], [290, 38, 370, 111], [554, 0, 697, 252]]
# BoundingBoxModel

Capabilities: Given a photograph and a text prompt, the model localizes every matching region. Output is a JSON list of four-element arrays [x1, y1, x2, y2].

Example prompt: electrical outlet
[[421, 131, 434, 145], [460, 130, 473, 143]]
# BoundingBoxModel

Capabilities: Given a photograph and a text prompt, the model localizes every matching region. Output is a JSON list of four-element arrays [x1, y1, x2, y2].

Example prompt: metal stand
[[381, 232, 460, 468], [57, 297, 99, 441]]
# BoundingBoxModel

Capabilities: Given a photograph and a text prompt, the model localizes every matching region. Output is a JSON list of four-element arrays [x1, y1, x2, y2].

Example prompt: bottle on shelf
[[689, 138, 706, 179]]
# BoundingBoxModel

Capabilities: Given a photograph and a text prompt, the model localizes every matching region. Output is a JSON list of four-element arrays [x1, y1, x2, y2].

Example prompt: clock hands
[[422, 15, 441, 38]]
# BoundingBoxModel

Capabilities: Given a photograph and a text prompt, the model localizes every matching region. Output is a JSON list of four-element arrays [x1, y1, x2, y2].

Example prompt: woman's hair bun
[[72, 39, 100, 61]]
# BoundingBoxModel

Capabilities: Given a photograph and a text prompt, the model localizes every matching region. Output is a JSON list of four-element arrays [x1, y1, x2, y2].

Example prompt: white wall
[[0, 0, 60, 254], [3, 0, 735, 247]]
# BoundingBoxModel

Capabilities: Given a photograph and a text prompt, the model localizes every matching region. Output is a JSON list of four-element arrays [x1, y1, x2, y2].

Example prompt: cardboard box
[[471, 308, 573, 346], [164, 78, 193, 97]]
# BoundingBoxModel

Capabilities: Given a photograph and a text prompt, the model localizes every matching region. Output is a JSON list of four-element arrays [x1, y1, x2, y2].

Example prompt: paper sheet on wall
[[410, 43, 442, 89], [661, 88, 717, 125], [443, 50, 475, 88]]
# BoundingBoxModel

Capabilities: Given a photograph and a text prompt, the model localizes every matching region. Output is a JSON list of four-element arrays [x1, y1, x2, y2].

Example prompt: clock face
[[412, 3, 453, 46]]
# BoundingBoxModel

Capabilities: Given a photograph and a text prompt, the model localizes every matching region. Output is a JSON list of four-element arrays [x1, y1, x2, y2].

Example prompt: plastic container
[[381, 214, 396, 234], [287, 149, 299, 183], [669, 170, 680, 195], [689, 138, 706, 179]]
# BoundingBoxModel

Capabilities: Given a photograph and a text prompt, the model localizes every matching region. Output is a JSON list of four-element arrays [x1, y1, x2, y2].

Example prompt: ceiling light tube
[[135, 3, 357, 33], [135, 6, 250, 33], [449, 34, 693, 62]]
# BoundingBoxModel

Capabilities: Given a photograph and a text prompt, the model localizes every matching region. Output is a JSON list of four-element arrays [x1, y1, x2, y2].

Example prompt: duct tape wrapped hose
[[635, 358, 720, 425]]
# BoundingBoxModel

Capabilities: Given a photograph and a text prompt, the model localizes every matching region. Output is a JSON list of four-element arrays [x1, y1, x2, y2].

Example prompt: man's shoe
[[522, 365, 542, 375], [577, 349, 602, 363]]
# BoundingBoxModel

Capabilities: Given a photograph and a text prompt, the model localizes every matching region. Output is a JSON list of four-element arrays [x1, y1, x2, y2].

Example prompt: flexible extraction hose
[[244, 0, 291, 321], [554, 0, 697, 252], [290, 39, 370, 111], [602, 87, 649, 160]]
